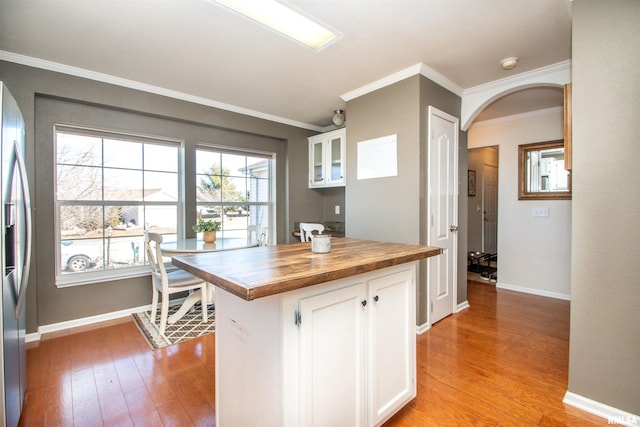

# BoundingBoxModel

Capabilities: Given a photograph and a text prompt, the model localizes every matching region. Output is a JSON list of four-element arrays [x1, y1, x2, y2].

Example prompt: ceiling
[[0, 0, 571, 130]]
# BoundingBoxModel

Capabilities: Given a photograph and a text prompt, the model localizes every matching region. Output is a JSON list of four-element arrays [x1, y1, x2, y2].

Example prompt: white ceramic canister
[[311, 234, 331, 253]]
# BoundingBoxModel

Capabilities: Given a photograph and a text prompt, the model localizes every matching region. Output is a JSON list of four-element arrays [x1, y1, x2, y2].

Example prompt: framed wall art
[[468, 169, 476, 196]]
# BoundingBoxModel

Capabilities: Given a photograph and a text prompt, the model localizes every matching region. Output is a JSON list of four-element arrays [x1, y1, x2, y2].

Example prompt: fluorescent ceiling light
[[211, 0, 340, 51]]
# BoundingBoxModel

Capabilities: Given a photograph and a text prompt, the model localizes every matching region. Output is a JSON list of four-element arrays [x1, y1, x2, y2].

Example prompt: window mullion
[[55, 126, 182, 286]]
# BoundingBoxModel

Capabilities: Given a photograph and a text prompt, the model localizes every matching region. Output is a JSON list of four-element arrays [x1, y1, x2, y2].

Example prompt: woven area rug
[[131, 303, 215, 350]]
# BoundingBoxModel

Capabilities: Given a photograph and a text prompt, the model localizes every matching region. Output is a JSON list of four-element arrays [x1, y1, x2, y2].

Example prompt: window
[[55, 126, 182, 285], [195, 146, 273, 244]]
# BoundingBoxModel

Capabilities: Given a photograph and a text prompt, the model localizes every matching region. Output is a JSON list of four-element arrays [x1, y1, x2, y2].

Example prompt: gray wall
[[569, 0, 640, 414], [0, 60, 321, 332], [346, 76, 421, 243], [345, 75, 467, 326], [319, 187, 345, 223]]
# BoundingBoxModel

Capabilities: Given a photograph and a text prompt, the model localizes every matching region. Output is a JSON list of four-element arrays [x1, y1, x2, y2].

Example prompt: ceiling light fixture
[[500, 57, 519, 70], [332, 109, 345, 127], [211, 0, 341, 51]]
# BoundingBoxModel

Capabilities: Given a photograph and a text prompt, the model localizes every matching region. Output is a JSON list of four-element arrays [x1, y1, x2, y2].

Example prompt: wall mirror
[[518, 140, 571, 200]]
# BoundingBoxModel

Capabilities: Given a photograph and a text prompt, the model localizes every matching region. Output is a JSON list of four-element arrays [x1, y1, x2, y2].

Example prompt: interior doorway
[[467, 146, 499, 282]]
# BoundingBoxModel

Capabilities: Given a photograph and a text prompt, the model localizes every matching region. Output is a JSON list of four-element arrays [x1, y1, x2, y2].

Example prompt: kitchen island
[[173, 238, 442, 427]]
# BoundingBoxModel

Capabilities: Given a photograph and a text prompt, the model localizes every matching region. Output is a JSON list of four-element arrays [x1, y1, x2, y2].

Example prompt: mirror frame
[[518, 140, 572, 200]]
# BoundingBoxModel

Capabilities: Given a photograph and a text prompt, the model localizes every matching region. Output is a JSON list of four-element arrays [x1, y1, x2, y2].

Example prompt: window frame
[[54, 124, 185, 287], [518, 140, 572, 201], [194, 143, 276, 245]]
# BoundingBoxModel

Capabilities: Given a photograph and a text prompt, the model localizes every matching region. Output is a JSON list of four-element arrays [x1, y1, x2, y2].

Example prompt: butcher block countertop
[[172, 237, 442, 301]]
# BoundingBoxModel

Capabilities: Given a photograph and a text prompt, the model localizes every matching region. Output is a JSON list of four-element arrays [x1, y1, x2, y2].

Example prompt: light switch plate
[[335, 205, 340, 215], [532, 207, 549, 217]]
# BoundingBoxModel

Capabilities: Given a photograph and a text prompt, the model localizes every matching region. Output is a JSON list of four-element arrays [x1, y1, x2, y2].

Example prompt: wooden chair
[[299, 223, 324, 242], [144, 231, 208, 335], [247, 225, 267, 246]]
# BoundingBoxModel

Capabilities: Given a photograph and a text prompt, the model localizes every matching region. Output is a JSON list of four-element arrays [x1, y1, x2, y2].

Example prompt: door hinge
[[294, 310, 302, 326]]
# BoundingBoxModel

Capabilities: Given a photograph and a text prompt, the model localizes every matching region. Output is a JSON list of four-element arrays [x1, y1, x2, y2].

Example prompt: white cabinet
[[367, 268, 416, 426], [214, 262, 417, 427], [308, 128, 346, 188], [298, 282, 368, 426], [291, 264, 416, 427]]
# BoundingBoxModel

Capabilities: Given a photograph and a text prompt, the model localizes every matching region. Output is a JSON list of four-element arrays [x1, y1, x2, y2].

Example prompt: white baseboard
[[563, 391, 639, 426], [415, 301, 469, 335], [456, 300, 470, 312], [416, 322, 430, 335], [496, 282, 571, 301], [25, 298, 187, 344], [26, 303, 152, 343]]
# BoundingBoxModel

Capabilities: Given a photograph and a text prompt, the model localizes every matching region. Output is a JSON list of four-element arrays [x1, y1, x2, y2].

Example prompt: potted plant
[[193, 219, 221, 243]]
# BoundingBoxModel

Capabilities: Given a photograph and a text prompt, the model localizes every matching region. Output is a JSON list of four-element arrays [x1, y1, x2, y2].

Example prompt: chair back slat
[[300, 223, 324, 242], [247, 225, 267, 246], [144, 231, 168, 287]]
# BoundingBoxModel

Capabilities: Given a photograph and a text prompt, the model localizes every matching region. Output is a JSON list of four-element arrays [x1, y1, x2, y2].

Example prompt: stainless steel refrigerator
[[0, 82, 32, 427]]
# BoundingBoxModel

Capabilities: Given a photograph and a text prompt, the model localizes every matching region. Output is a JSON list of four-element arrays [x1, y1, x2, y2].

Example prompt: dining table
[[160, 236, 259, 324]]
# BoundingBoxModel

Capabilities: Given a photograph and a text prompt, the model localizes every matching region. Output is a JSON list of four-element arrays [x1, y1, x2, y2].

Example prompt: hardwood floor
[[20, 317, 216, 426], [19, 281, 607, 426]]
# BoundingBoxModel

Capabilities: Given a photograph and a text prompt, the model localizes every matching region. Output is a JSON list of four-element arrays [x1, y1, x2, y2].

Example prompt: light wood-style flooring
[[19, 281, 607, 426]]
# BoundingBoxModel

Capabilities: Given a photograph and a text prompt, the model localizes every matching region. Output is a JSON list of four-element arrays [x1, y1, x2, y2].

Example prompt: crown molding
[[463, 60, 571, 97], [0, 50, 324, 132], [341, 62, 464, 102], [418, 63, 465, 97]]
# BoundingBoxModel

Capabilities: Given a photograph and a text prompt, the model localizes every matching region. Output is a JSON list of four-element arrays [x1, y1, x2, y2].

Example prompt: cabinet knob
[[361, 300, 367, 307], [373, 295, 379, 302]]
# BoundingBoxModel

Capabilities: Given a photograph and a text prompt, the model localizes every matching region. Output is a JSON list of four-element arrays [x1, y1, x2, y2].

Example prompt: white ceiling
[[0, 0, 572, 130]]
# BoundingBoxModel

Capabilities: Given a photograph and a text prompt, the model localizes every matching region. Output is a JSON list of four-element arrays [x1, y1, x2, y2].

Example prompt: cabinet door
[[368, 268, 416, 426], [309, 138, 325, 187], [326, 133, 345, 186], [299, 282, 367, 427]]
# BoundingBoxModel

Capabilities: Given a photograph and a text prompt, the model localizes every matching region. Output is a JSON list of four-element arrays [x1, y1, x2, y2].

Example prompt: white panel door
[[483, 164, 498, 254], [299, 282, 367, 427], [368, 267, 416, 426], [427, 106, 459, 325]]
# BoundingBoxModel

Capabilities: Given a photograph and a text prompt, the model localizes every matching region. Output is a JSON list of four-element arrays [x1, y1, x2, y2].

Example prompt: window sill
[[55, 264, 177, 288]]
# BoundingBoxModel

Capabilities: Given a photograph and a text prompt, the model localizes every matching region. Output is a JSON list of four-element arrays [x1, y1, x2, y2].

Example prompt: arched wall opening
[[461, 60, 571, 131]]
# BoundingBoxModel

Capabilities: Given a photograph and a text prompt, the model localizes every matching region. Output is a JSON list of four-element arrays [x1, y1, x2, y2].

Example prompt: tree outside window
[[195, 148, 272, 243]]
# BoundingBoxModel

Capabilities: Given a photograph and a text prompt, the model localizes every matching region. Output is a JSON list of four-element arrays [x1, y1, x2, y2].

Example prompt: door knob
[[450, 225, 459, 232]]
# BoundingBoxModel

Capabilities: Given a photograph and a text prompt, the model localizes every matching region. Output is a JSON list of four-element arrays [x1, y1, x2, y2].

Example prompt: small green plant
[[192, 219, 221, 232]]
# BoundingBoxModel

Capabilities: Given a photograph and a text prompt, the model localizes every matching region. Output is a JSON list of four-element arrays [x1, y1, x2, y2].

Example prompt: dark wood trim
[[564, 83, 573, 171]]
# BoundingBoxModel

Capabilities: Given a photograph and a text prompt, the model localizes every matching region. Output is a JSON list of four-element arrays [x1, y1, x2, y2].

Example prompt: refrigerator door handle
[[13, 139, 32, 319]]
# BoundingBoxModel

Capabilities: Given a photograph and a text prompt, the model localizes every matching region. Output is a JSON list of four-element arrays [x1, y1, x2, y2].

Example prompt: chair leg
[[201, 285, 208, 323], [150, 287, 159, 325], [159, 296, 169, 335]]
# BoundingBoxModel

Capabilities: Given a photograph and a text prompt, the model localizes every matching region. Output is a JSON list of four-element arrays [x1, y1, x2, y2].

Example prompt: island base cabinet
[[214, 262, 417, 427], [215, 288, 284, 427], [367, 267, 417, 426], [284, 263, 417, 427], [298, 282, 368, 427]]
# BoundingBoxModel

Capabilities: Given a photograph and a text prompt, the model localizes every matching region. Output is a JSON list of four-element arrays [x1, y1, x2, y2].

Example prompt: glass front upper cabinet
[[310, 139, 325, 185], [308, 128, 346, 188]]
